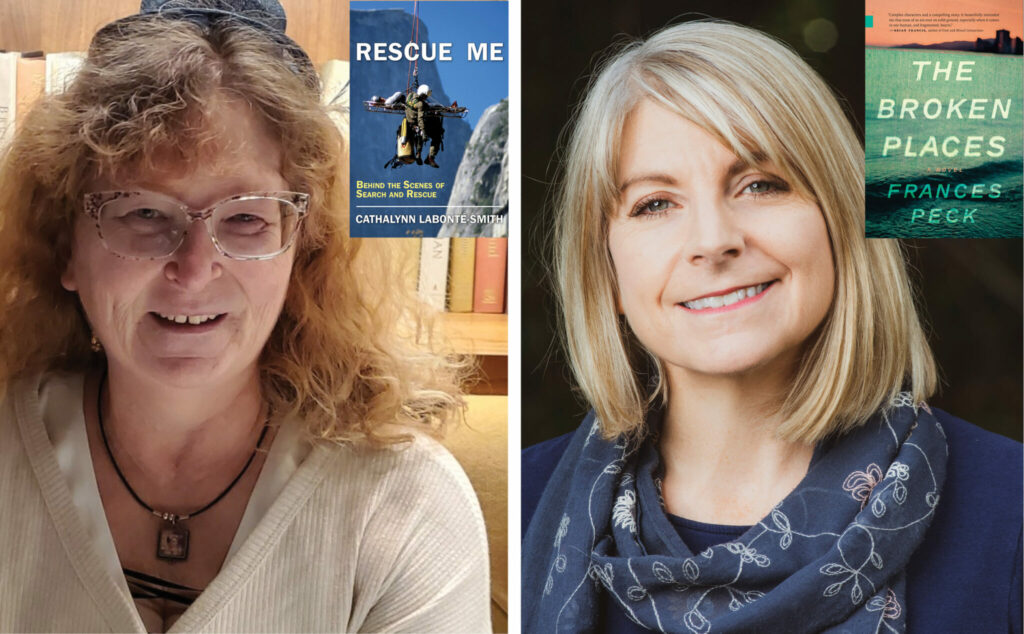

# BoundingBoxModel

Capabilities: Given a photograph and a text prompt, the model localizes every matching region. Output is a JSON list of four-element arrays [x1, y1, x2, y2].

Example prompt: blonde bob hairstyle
[[553, 20, 936, 444], [0, 16, 464, 445]]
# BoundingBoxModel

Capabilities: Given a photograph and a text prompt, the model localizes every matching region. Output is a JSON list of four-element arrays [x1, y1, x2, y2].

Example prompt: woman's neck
[[658, 364, 814, 526], [98, 364, 266, 487]]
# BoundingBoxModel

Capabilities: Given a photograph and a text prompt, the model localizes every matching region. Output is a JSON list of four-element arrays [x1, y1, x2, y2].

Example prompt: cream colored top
[[0, 372, 491, 633]]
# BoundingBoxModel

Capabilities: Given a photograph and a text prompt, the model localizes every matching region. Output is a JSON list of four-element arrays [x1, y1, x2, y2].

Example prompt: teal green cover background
[[865, 48, 1023, 238]]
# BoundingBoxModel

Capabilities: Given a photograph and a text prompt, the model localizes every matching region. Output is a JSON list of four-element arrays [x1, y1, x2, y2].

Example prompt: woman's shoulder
[[922, 407, 1021, 558], [1, 369, 84, 454], [932, 407, 1023, 513], [312, 431, 491, 630], [929, 405, 1021, 521], [934, 407, 1022, 469], [318, 431, 479, 507], [906, 408, 1022, 633], [521, 413, 595, 536]]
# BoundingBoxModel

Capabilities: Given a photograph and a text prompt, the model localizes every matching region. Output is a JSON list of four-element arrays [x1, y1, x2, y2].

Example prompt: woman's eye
[[631, 197, 674, 217], [222, 213, 273, 235], [130, 207, 164, 220], [742, 178, 789, 196], [227, 213, 261, 224]]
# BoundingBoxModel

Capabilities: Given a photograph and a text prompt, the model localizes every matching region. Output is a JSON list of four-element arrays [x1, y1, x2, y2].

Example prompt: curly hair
[[0, 16, 466, 445]]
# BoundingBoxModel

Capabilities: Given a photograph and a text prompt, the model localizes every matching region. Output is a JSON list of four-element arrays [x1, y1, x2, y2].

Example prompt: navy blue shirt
[[522, 410, 1023, 633]]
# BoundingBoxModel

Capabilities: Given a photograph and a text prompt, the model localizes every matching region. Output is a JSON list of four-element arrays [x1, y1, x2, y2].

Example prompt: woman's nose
[[162, 220, 223, 289], [685, 199, 745, 266]]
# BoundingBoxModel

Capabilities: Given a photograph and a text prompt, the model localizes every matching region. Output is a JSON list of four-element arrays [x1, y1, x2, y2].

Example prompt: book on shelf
[[392, 237, 421, 296], [473, 237, 507, 313], [447, 237, 476, 312], [0, 50, 85, 146], [0, 52, 16, 148], [417, 237, 449, 311], [14, 55, 45, 129], [44, 52, 85, 95], [318, 58, 349, 142]]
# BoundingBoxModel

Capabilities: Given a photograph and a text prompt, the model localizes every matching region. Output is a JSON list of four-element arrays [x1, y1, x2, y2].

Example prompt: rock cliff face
[[349, 9, 471, 203], [438, 99, 508, 238]]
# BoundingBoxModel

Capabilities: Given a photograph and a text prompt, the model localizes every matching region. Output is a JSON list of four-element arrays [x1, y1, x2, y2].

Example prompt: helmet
[[417, 84, 431, 97]]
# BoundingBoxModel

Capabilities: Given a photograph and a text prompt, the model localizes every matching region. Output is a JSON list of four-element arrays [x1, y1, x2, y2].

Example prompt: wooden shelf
[[441, 312, 507, 356]]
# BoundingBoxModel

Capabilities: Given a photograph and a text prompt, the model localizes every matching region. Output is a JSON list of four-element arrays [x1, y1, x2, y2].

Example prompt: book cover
[[349, 1, 508, 237], [448, 236, 476, 312], [417, 237, 450, 310], [473, 237, 506, 313], [865, 1, 1023, 237], [0, 52, 16, 148]]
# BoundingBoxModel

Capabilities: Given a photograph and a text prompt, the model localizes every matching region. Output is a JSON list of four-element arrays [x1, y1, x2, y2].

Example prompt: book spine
[[0, 52, 17, 148], [45, 52, 85, 95], [14, 56, 45, 130], [472, 237, 507, 313], [447, 237, 476, 312], [417, 237, 450, 311]]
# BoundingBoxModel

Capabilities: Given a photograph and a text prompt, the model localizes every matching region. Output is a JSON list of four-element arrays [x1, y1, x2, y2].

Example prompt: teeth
[[156, 313, 220, 325], [683, 283, 768, 310]]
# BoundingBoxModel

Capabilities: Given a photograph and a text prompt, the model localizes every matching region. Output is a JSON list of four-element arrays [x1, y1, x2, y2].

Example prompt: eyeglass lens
[[98, 194, 301, 258]]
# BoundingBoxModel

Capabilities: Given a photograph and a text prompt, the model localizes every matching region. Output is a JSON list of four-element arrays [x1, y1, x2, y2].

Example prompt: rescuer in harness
[[405, 84, 444, 168]]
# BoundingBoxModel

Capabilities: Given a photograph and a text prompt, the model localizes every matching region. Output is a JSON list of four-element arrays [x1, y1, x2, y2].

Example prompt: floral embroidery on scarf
[[867, 588, 903, 633], [866, 588, 902, 619], [612, 490, 638, 534], [724, 542, 770, 567], [843, 463, 883, 509]]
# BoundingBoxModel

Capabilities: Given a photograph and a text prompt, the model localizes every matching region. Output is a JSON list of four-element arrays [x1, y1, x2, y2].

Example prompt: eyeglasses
[[83, 190, 309, 260]]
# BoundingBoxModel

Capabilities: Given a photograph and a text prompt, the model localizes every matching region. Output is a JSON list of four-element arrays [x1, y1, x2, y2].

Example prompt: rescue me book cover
[[865, 0, 1023, 238], [349, 0, 509, 238]]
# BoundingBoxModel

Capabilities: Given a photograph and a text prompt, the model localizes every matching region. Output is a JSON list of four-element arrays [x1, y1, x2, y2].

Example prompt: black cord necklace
[[97, 370, 269, 561]]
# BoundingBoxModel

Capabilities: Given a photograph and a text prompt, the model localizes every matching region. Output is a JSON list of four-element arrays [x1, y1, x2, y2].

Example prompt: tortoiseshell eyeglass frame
[[82, 190, 310, 261]]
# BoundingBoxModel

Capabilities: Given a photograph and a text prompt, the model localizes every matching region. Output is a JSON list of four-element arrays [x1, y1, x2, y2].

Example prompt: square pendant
[[156, 524, 189, 560]]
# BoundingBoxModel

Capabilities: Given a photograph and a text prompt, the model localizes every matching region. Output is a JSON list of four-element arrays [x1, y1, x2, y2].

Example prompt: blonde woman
[[0, 1, 489, 631], [522, 21, 1021, 633]]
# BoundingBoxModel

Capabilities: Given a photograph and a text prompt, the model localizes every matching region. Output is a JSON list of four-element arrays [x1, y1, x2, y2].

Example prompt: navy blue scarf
[[523, 394, 948, 633]]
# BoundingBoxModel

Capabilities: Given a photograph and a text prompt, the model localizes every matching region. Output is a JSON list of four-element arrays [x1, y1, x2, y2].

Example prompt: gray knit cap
[[93, 0, 317, 90], [139, 0, 288, 34]]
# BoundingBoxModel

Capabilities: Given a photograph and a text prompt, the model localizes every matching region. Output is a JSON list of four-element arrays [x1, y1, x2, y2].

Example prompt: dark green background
[[521, 0, 1023, 446]]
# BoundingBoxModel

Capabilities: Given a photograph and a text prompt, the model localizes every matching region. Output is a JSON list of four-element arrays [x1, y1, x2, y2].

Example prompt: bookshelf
[[442, 312, 507, 356]]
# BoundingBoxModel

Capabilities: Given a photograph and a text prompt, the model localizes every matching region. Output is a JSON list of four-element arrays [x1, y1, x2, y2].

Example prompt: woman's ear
[[61, 252, 78, 292]]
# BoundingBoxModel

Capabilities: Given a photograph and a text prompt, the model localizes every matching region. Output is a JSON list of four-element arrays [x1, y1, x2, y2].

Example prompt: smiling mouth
[[680, 281, 775, 311], [152, 312, 226, 326]]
